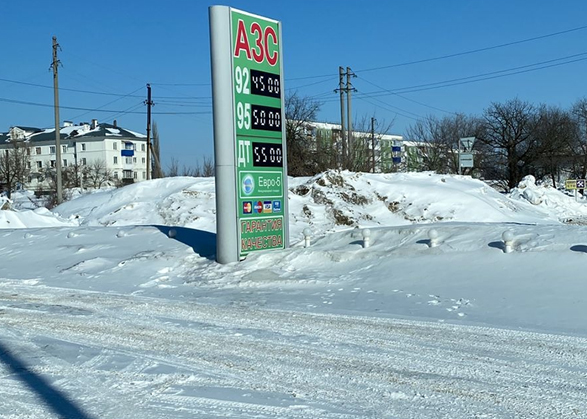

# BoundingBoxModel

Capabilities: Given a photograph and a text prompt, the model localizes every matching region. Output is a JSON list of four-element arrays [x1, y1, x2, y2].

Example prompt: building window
[[124, 142, 133, 150], [62, 145, 67, 153], [27, 148, 31, 156], [63, 159, 67, 167], [50, 160, 55, 168], [36, 161, 42, 169], [113, 156, 118, 164], [113, 142, 118, 150], [26, 161, 31, 169], [36, 147, 41, 155], [133, 171, 137, 179], [142, 171, 146, 179], [141, 144, 145, 152], [81, 143, 86, 151], [142, 157, 146, 164], [81, 158, 86, 165], [126, 157, 132, 164], [133, 157, 136, 163], [123, 170, 132, 179], [113, 171, 118, 179], [50, 146, 56, 154]]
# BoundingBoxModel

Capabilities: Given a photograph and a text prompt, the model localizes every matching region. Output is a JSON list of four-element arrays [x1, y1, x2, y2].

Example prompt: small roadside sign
[[460, 137, 476, 151], [565, 179, 587, 189], [459, 153, 474, 168]]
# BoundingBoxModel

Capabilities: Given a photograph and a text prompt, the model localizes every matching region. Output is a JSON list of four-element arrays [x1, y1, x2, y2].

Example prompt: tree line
[[5, 95, 587, 200], [286, 94, 587, 191], [405, 97, 587, 190]]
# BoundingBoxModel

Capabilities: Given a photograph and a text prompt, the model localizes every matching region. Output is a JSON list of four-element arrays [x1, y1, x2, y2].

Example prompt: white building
[[301, 121, 404, 172], [0, 119, 147, 190]]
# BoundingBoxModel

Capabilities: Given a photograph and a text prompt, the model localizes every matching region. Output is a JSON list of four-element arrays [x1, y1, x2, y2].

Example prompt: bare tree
[[285, 92, 322, 176], [166, 157, 180, 177], [0, 139, 31, 199], [348, 115, 395, 172], [151, 122, 164, 179], [529, 104, 574, 186], [406, 113, 482, 174], [478, 99, 536, 189], [83, 159, 115, 188], [202, 155, 214, 177], [568, 98, 587, 181]]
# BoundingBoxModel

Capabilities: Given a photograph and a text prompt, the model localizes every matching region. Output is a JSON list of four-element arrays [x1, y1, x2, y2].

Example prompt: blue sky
[[2, 0, 587, 169]]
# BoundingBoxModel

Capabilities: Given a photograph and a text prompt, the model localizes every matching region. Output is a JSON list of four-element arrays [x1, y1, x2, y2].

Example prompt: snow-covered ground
[[1, 171, 587, 418]]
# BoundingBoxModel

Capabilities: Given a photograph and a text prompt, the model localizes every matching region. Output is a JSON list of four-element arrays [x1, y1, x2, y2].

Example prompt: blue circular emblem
[[242, 174, 255, 196]]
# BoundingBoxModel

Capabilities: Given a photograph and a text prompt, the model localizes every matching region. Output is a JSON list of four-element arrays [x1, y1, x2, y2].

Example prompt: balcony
[[121, 149, 134, 157]]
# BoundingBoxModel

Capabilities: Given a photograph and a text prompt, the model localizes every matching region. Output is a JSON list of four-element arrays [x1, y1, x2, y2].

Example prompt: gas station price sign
[[209, 6, 288, 262], [232, 9, 286, 258]]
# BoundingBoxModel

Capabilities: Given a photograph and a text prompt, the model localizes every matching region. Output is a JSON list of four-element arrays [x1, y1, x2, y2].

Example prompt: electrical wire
[[354, 96, 421, 121], [358, 77, 457, 115], [317, 51, 587, 104], [0, 96, 210, 115], [355, 24, 587, 73]]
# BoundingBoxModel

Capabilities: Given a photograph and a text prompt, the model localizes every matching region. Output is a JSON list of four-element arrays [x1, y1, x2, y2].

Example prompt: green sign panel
[[230, 9, 286, 258]]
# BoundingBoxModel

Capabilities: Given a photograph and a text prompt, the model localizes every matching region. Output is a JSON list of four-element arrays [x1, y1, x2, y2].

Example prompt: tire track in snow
[[0, 284, 586, 418]]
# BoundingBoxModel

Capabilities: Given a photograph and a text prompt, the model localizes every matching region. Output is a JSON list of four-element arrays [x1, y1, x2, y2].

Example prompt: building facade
[[0, 119, 147, 191], [302, 121, 404, 172]]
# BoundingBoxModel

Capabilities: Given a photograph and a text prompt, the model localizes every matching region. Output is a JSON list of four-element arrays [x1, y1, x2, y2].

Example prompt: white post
[[303, 228, 311, 248], [428, 229, 439, 248], [502, 230, 514, 253], [361, 228, 371, 248]]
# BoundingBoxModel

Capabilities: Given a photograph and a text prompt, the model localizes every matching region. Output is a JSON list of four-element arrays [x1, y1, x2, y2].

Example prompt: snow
[[1, 171, 587, 418]]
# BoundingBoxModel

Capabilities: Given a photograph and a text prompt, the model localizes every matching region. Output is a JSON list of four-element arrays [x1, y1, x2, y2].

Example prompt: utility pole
[[336, 66, 347, 168], [145, 83, 153, 180], [346, 67, 356, 164], [51, 36, 63, 203], [371, 117, 376, 173]]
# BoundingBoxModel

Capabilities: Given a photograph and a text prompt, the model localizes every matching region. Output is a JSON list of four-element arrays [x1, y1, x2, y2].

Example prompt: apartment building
[[0, 119, 147, 190]]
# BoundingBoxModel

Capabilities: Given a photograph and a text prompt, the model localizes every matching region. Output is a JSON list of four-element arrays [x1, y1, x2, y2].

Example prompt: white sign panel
[[459, 153, 474, 168]]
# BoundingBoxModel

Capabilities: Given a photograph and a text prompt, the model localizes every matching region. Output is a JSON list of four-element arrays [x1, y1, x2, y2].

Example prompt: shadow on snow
[[0, 341, 96, 419], [153, 225, 216, 260]]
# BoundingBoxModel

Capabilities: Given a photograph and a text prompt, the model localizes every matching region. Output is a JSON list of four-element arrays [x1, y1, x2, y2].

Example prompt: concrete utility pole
[[51, 36, 63, 203], [145, 83, 153, 180], [346, 67, 356, 160], [336, 66, 347, 168]]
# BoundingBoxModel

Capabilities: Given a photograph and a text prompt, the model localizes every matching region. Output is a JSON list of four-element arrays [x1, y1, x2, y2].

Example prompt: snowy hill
[[1, 171, 587, 418]]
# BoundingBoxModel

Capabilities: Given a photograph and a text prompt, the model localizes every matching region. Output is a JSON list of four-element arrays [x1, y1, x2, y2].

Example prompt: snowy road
[[1, 283, 586, 418]]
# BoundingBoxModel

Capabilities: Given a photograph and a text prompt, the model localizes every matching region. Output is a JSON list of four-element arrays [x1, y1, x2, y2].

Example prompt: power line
[[356, 24, 587, 73], [317, 51, 587, 104], [102, 102, 146, 122], [65, 86, 145, 122], [362, 52, 587, 98], [358, 77, 457, 115], [0, 77, 212, 100], [354, 95, 422, 121], [0, 96, 211, 115]]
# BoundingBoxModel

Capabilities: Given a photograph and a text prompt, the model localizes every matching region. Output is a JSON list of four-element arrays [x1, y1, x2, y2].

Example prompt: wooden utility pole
[[145, 83, 153, 180], [52, 36, 63, 203]]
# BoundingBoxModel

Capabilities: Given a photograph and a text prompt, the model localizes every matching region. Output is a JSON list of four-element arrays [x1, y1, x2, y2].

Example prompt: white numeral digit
[[235, 66, 250, 94], [236, 102, 251, 129]]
